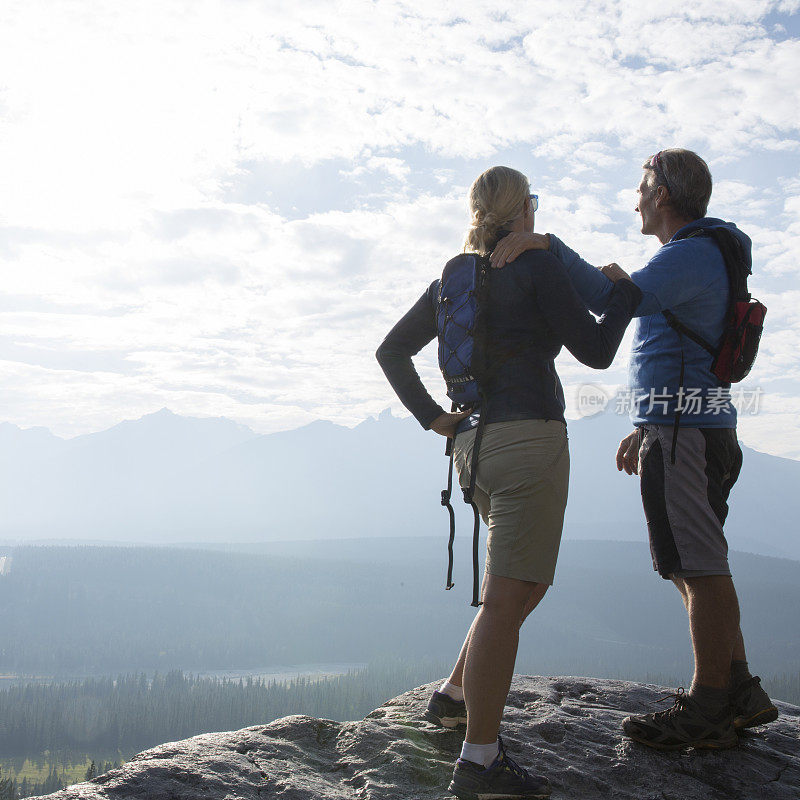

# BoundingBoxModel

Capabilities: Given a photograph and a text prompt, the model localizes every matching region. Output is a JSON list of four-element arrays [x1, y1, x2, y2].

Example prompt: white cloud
[[0, 0, 799, 458]]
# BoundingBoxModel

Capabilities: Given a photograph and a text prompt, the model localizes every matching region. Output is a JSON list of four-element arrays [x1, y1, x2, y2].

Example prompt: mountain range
[[1, 408, 798, 560]]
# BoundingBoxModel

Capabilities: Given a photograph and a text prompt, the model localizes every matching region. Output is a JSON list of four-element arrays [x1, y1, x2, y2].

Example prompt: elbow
[[375, 340, 401, 371], [375, 341, 390, 367]]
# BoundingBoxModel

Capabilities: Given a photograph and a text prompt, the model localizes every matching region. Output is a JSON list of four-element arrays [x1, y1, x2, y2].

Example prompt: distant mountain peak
[[356, 408, 401, 429], [131, 408, 255, 435], [151, 407, 177, 418]]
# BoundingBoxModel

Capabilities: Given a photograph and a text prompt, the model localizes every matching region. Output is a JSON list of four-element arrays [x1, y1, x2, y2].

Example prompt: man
[[492, 148, 778, 750]]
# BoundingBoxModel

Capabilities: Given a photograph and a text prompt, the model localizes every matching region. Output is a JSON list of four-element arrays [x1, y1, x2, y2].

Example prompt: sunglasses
[[529, 193, 539, 212]]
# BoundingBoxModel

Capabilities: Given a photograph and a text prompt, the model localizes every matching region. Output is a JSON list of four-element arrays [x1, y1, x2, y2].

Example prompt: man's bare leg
[[683, 575, 740, 690], [622, 574, 741, 747], [625, 571, 777, 742], [671, 575, 689, 609], [672, 575, 747, 684], [732, 627, 747, 663]]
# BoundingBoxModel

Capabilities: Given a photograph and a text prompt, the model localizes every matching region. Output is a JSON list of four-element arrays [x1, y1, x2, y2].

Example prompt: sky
[[1, 0, 800, 458]]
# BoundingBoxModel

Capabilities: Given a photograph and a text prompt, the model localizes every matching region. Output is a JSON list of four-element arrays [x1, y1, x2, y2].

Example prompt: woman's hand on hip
[[430, 409, 473, 438], [490, 232, 550, 269]]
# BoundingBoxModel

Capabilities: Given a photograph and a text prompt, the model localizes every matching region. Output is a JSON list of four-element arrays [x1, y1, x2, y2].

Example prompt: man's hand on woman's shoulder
[[490, 232, 550, 269], [600, 263, 634, 283]]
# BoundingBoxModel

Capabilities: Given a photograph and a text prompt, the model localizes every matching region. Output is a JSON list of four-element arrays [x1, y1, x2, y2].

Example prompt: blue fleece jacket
[[548, 217, 751, 428]]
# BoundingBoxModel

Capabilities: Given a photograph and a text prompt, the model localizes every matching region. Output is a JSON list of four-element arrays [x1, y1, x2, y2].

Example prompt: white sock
[[460, 740, 500, 768], [439, 680, 464, 701]]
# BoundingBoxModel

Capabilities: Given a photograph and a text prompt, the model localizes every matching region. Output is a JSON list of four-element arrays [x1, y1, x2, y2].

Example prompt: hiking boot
[[730, 676, 779, 730], [622, 687, 738, 751], [448, 736, 551, 800], [424, 690, 467, 729]]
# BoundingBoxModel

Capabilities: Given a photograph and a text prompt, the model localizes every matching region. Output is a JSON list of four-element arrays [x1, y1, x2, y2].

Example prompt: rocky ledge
[[32, 676, 800, 800]]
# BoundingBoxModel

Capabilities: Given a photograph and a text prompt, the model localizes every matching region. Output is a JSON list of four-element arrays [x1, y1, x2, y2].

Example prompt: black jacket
[[376, 249, 642, 430]]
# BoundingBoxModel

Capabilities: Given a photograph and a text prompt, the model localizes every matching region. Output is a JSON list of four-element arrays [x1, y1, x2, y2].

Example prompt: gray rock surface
[[31, 676, 800, 800]]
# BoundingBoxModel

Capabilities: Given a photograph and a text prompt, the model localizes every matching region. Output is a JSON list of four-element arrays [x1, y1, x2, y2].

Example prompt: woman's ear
[[525, 198, 535, 231]]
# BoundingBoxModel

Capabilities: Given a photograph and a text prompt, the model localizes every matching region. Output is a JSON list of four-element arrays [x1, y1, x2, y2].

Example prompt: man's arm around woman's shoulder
[[490, 231, 616, 316]]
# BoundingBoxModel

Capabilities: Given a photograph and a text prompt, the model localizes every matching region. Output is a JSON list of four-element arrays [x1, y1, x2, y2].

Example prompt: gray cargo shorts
[[638, 425, 742, 579]]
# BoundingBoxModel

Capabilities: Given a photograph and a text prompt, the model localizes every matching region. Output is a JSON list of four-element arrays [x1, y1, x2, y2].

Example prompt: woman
[[375, 166, 641, 800]]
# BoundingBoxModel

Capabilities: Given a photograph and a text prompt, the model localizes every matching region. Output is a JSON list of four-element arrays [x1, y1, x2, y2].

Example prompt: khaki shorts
[[453, 419, 569, 586]]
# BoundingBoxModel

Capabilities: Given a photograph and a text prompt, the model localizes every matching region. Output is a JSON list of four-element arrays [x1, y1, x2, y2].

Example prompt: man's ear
[[654, 185, 670, 208]]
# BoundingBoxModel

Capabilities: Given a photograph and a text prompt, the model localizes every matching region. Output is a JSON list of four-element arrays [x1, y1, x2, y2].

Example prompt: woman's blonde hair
[[464, 166, 530, 255]]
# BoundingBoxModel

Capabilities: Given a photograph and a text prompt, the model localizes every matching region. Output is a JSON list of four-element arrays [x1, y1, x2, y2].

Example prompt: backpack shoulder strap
[[662, 225, 749, 354], [673, 226, 751, 302], [661, 309, 716, 357]]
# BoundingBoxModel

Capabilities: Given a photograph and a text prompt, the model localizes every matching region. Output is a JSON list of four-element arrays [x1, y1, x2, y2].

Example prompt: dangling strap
[[462, 411, 487, 608], [670, 334, 685, 466], [469, 500, 481, 607], [442, 441, 456, 591], [661, 310, 689, 466], [441, 402, 459, 590]]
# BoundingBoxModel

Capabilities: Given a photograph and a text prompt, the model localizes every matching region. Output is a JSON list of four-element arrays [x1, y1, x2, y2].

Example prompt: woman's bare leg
[[447, 577, 547, 688], [462, 574, 543, 743]]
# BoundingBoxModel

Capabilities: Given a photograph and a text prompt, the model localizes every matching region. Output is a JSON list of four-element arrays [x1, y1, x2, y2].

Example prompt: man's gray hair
[[643, 148, 712, 221]]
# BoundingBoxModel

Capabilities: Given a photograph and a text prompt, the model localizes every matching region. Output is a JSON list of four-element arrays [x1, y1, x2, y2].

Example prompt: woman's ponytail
[[464, 167, 530, 255]]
